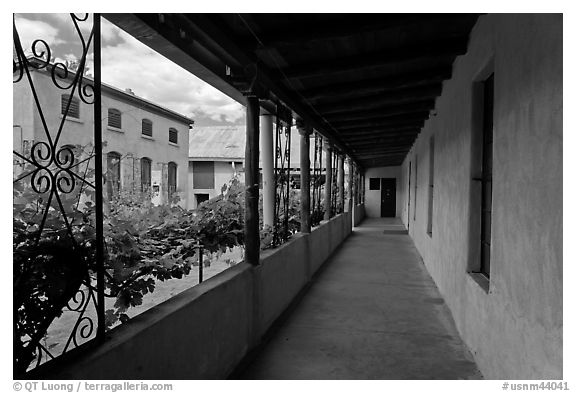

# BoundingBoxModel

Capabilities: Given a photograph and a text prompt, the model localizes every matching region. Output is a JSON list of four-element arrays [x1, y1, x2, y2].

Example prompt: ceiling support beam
[[340, 125, 421, 135], [330, 111, 429, 128], [316, 85, 442, 114], [251, 15, 475, 49], [282, 37, 469, 80], [299, 68, 451, 101], [322, 100, 435, 122]]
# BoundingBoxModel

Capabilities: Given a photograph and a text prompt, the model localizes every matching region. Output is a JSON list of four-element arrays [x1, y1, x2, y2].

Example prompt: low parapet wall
[[50, 212, 352, 379], [353, 203, 365, 226]]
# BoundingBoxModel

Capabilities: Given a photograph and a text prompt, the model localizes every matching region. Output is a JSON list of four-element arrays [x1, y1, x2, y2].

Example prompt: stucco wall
[[187, 160, 244, 209], [398, 14, 562, 379], [14, 72, 191, 208], [364, 166, 402, 218], [48, 213, 352, 379], [353, 203, 365, 227]]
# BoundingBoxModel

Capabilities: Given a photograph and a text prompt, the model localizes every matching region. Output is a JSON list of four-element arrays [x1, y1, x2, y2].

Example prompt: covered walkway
[[238, 218, 482, 379]]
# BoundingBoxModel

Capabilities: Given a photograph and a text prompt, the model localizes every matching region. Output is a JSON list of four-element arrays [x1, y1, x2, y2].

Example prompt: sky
[[13, 13, 246, 126]]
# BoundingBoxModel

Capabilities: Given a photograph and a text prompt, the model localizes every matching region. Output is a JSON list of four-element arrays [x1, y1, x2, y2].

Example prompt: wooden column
[[338, 153, 345, 213], [245, 96, 260, 265], [353, 163, 358, 205], [346, 157, 353, 213], [260, 112, 274, 228], [297, 122, 312, 233], [324, 140, 332, 221], [361, 173, 366, 204]]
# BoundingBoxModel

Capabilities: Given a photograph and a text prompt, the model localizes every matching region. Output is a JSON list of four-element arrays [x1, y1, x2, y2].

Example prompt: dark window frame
[[168, 127, 178, 144], [369, 178, 380, 190], [141, 157, 152, 193], [193, 161, 215, 189], [107, 108, 122, 129], [142, 119, 153, 137], [106, 151, 121, 199], [427, 136, 435, 236], [168, 161, 178, 198], [61, 94, 80, 119], [413, 155, 418, 221], [478, 73, 494, 278]]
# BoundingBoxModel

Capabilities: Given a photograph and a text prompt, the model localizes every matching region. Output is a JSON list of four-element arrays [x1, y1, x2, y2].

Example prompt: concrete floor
[[238, 218, 483, 380]]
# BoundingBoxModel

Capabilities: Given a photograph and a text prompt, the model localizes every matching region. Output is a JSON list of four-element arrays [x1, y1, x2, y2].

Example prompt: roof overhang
[[104, 13, 480, 169]]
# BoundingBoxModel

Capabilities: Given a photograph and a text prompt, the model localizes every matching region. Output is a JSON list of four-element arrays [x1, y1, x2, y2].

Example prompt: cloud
[[14, 14, 244, 124], [100, 21, 244, 123], [14, 16, 66, 57]]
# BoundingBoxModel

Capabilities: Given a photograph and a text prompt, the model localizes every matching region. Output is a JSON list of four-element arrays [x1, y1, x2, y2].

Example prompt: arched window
[[108, 108, 122, 129], [168, 128, 178, 144], [168, 161, 177, 198], [142, 119, 153, 137], [61, 94, 80, 119], [106, 151, 121, 199], [141, 157, 152, 193]]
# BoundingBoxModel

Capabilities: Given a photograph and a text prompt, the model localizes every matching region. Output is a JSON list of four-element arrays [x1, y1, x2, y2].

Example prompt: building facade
[[13, 64, 192, 208], [187, 126, 245, 209]]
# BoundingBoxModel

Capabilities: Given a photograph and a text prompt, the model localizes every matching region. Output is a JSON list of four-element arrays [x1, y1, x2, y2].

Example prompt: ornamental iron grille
[[272, 109, 293, 247], [330, 150, 339, 216], [13, 14, 104, 375], [311, 133, 324, 226]]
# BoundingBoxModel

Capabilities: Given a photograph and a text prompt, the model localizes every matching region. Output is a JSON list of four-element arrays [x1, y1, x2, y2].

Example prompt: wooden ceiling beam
[[251, 15, 475, 49], [322, 100, 435, 122], [330, 111, 429, 128], [340, 125, 421, 135], [347, 138, 416, 147], [316, 85, 442, 114], [338, 119, 425, 132], [300, 68, 451, 101], [282, 37, 469, 80]]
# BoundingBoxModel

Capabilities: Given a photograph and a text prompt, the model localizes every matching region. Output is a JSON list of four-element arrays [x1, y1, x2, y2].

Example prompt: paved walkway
[[238, 218, 482, 379]]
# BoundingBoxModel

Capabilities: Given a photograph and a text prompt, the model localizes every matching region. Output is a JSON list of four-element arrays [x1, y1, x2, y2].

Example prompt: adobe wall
[[399, 14, 562, 379]]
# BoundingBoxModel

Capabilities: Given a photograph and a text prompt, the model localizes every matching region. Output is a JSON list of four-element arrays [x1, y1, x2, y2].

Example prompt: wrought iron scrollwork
[[330, 150, 338, 216], [311, 133, 324, 226], [272, 110, 293, 246], [13, 13, 103, 375]]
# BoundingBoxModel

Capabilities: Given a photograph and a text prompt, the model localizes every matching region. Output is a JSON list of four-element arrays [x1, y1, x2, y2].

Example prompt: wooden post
[[260, 112, 274, 228], [347, 157, 353, 213], [324, 140, 332, 221], [298, 122, 312, 233], [338, 153, 345, 213], [245, 95, 260, 265], [361, 172, 366, 204]]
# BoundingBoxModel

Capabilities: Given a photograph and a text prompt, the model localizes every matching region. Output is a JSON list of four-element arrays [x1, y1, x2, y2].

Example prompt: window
[[369, 178, 380, 190], [193, 161, 215, 189], [168, 161, 177, 198], [142, 119, 153, 137], [169, 128, 178, 144], [106, 151, 121, 199], [195, 193, 210, 207], [108, 108, 122, 129], [413, 155, 418, 221], [427, 137, 435, 235], [407, 162, 412, 231], [141, 157, 152, 193], [61, 94, 80, 119], [478, 73, 494, 278]]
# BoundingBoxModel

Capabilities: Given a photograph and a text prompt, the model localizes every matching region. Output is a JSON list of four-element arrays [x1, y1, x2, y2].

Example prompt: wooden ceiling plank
[[322, 100, 435, 122], [317, 85, 442, 114], [299, 68, 451, 100], [282, 37, 469, 80]]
